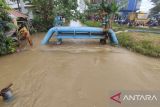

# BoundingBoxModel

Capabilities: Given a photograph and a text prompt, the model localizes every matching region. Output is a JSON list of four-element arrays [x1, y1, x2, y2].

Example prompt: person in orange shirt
[[19, 24, 33, 47]]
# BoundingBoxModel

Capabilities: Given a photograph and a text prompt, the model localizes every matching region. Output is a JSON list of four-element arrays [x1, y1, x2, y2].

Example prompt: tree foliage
[[150, 0, 160, 14], [0, 0, 16, 55], [84, 0, 119, 28], [54, 0, 78, 20], [151, 0, 159, 3], [85, 0, 119, 16], [32, 0, 78, 31], [0, 0, 11, 26], [150, 3, 160, 14], [0, 0, 9, 9]]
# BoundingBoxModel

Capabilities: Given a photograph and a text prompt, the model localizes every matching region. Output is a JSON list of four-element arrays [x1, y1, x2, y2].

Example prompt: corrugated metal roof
[[8, 10, 28, 18]]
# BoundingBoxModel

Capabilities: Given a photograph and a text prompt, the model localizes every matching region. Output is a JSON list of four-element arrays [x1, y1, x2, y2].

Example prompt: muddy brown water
[[0, 33, 160, 107]]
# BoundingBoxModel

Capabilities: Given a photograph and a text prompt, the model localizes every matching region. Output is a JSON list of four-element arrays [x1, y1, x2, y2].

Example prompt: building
[[117, 0, 141, 12], [5, 0, 33, 19], [127, 0, 141, 12]]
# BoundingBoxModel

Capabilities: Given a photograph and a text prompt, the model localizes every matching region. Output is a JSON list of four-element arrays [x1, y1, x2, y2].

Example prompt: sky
[[77, 0, 155, 13], [140, 0, 155, 13]]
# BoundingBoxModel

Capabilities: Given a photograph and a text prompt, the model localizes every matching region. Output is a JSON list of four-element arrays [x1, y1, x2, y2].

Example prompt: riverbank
[[83, 20, 160, 32], [117, 32, 160, 57], [82, 20, 160, 57]]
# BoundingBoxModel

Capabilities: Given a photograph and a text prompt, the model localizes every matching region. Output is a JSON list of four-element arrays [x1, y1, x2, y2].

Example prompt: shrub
[[0, 32, 16, 56], [83, 20, 101, 27], [117, 33, 160, 57], [32, 17, 51, 32], [0, 0, 17, 56]]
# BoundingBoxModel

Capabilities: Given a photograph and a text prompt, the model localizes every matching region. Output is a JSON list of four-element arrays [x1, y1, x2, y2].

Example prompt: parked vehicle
[[117, 19, 128, 25], [147, 19, 159, 27]]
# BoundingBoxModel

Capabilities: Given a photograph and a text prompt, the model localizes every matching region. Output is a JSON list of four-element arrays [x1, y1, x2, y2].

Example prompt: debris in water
[[0, 83, 13, 101]]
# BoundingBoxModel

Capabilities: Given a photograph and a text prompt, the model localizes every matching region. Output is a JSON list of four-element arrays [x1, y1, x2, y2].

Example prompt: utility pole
[[16, 0, 21, 11], [20, 0, 27, 13]]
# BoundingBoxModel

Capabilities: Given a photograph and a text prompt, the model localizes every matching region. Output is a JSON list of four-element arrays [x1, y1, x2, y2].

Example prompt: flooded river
[[0, 23, 160, 107]]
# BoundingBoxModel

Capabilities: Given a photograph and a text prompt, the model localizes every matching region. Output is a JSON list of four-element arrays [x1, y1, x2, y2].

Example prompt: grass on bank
[[83, 20, 101, 27], [117, 32, 160, 57], [82, 20, 160, 57], [83, 20, 160, 32]]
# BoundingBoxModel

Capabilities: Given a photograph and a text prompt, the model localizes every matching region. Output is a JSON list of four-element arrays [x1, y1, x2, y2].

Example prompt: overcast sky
[[140, 0, 155, 12]]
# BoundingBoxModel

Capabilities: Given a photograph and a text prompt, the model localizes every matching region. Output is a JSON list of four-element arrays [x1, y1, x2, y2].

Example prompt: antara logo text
[[110, 92, 158, 104]]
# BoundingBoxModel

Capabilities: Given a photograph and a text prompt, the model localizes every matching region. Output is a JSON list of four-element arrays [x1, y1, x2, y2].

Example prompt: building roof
[[8, 9, 28, 19]]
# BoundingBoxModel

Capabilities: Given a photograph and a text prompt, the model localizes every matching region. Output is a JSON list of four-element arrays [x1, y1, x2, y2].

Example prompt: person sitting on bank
[[18, 24, 33, 47]]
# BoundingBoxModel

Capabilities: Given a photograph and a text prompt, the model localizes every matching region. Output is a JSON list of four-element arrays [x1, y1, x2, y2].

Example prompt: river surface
[[0, 23, 160, 107]]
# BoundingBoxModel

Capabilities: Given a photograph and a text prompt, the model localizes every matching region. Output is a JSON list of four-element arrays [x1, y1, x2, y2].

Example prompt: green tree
[[150, 0, 160, 14], [32, 0, 78, 31], [151, 0, 159, 3], [0, 0, 16, 55], [0, 0, 9, 9], [84, 0, 119, 28], [150, 3, 160, 14], [54, 0, 78, 20], [32, 0, 54, 31]]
